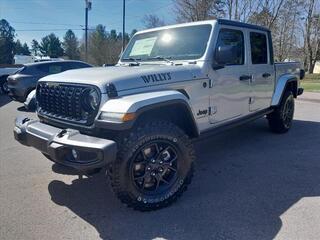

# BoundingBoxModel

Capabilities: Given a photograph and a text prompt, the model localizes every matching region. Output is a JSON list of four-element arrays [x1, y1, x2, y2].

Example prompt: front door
[[208, 27, 251, 124], [248, 31, 275, 112]]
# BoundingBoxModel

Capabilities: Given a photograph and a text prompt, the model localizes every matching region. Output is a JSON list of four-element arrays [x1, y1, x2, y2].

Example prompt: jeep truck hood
[[38, 65, 201, 93]]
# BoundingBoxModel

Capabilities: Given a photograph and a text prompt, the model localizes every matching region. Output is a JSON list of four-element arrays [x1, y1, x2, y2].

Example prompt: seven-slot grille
[[37, 82, 98, 125]]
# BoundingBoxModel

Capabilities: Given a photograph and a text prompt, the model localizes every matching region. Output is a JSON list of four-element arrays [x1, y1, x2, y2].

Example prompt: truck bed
[[275, 62, 300, 83]]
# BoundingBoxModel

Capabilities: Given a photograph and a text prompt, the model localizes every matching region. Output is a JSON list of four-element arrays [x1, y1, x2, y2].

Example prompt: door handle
[[239, 75, 252, 81], [262, 73, 271, 78]]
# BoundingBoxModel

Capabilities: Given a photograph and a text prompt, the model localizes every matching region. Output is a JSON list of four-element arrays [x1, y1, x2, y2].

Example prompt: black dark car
[[7, 60, 92, 102]]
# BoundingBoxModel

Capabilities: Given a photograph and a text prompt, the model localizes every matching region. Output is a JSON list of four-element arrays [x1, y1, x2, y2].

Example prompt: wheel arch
[[97, 90, 199, 138], [0, 75, 9, 86], [0, 74, 9, 81], [133, 100, 199, 138], [271, 74, 298, 106]]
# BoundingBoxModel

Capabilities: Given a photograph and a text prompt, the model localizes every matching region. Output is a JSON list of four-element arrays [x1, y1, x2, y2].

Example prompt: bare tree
[[272, 0, 304, 61], [80, 25, 129, 65], [304, 0, 320, 73], [142, 14, 166, 29], [247, 0, 286, 29], [225, 0, 262, 22], [173, 0, 225, 23]]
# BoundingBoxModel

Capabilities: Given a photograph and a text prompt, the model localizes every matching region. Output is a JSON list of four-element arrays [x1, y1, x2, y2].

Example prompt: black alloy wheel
[[109, 121, 195, 211], [281, 95, 294, 129], [268, 90, 295, 133], [131, 141, 179, 195]]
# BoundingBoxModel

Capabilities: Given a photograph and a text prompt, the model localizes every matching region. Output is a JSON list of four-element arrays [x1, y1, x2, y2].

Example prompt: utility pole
[[122, 0, 126, 52], [85, 0, 92, 61]]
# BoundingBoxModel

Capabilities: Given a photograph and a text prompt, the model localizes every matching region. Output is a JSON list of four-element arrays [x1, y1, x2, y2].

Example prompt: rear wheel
[[267, 90, 294, 133], [109, 121, 195, 211]]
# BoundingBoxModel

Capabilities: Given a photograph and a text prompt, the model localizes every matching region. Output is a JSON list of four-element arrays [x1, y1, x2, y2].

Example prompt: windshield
[[121, 24, 212, 62]]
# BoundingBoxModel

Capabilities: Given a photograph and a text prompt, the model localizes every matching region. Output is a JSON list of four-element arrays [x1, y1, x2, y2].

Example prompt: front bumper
[[14, 116, 117, 171]]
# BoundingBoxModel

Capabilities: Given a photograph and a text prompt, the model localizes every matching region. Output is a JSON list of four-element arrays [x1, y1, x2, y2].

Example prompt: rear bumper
[[14, 116, 117, 171]]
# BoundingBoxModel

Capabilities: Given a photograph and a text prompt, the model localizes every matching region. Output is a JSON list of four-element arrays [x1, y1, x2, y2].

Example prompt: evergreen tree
[[14, 40, 24, 54], [0, 19, 15, 64], [22, 43, 31, 55], [63, 29, 80, 60], [31, 39, 40, 56], [40, 33, 64, 58], [88, 24, 108, 65]]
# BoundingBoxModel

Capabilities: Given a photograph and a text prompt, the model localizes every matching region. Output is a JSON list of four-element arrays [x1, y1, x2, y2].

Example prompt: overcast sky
[[0, 0, 174, 45]]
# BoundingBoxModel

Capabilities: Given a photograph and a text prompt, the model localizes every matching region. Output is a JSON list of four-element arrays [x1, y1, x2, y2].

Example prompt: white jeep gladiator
[[14, 19, 304, 211]]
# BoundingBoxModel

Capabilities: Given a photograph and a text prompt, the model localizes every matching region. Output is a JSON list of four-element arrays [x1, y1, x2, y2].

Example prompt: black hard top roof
[[217, 19, 270, 32]]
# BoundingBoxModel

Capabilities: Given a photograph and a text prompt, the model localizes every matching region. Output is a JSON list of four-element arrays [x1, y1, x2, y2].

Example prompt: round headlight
[[88, 89, 99, 109], [81, 88, 100, 112]]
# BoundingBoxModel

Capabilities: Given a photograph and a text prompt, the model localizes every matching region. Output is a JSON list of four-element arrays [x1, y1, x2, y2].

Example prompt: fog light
[[72, 149, 78, 159]]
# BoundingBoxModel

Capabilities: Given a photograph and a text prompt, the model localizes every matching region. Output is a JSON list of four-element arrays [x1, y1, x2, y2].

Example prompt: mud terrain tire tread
[[268, 90, 294, 133], [108, 121, 195, 211]]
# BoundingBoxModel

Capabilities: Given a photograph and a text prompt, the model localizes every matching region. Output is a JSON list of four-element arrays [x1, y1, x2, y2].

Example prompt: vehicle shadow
[[17, 106, 34, 112], [48, 119, 320, 240], [0, 95, 12, 108]]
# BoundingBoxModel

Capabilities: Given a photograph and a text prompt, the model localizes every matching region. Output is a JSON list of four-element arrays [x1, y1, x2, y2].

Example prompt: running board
[[196, 108, 273, 141]]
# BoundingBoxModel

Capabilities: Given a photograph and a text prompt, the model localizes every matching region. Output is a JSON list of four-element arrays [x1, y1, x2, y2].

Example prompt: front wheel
[[1, 80, 9, 94], [109, 121, 195, 211], [267, 90, 295, 133]]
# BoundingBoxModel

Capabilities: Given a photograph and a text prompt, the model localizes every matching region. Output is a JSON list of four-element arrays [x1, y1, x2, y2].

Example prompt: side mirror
[[213, 45, 237, 70]]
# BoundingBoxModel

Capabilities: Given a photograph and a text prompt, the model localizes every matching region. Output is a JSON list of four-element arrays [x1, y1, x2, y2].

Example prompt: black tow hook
[[22, 117, 30, 124], [57, 129, 68, 138]]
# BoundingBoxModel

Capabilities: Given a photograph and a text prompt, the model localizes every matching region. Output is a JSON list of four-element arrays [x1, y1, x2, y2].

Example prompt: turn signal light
[[122, 113, 135, 122]]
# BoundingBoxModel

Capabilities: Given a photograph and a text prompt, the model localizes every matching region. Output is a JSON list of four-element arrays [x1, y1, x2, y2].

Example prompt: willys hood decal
[[39, 64, 201, 93]]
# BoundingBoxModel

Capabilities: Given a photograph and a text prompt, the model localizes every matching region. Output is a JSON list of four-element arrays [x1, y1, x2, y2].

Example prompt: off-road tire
[[267, 90, 294, 133], [109, 121, 195, 211], [0, 77, 9, 94]]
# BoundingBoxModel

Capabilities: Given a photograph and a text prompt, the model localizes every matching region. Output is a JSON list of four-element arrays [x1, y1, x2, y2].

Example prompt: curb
[[297, 92, 320, 103], [297, 97, 320, 104]]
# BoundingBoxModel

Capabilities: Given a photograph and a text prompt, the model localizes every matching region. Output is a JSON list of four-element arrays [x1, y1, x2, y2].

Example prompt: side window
[[76, 62, 91, 68], [36, 64, 49, 73], [61, 62, 89, 71], [48, 64, 63, 74], [250, 32, 268, 64], [70, 62, 90, 69], [60, 62, 73, 71], [214, 29, 244, 65]]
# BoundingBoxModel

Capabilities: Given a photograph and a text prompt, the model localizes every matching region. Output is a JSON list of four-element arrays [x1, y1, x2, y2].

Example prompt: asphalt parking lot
[[0, 95, 320, 240]]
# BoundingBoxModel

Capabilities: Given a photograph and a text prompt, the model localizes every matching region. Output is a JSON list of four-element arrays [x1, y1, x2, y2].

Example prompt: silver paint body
[[38, 20, 301, 134]]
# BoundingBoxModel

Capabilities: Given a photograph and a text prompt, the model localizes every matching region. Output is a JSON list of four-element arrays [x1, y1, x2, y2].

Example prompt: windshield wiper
[[122, 57, 141, 65], [148, 56, 174, 65]]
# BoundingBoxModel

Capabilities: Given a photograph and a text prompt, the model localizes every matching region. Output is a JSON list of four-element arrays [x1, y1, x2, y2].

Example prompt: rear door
[[60, 62, 91, 71], [48, 63, 64, 74], [248, 31, 275, 112], [37, 63, 63, 76], [208, 27, 251, 124]]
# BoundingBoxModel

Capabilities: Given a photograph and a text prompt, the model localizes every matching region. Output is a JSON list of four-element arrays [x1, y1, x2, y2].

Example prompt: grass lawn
[[301, 74, 320, 92]]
